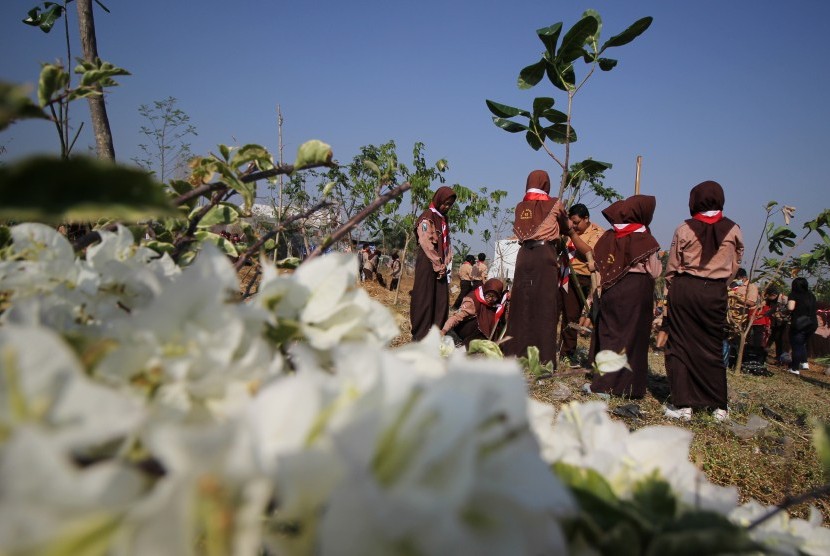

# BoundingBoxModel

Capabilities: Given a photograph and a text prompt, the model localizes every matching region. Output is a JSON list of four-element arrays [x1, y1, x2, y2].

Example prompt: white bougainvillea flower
[[122, 419, 270, 556], [730, 500, 830, 556], [93, 245, 276, 417], [534, 400, 738, 514], [0, 326, 144, 452], [593, 349, 630, 374], [0, 427, 147, 554], [258, 253, 398, 354], [318, 357, 574, 556]]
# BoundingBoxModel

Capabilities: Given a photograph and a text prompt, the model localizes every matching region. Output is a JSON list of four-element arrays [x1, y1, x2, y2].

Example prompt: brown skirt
[[502, 242, 559, 365], [410, 248, 449, 341], [665, 274, 728, 410], [589, 272, 654, 398]]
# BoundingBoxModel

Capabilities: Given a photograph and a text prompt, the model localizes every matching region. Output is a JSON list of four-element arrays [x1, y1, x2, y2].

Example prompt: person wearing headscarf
[[664, 181, 743, 422], [786, 276, 818, 375], [586, 195, 661, 398], [453, 254, 477, 310], [441, 278, 507, 347], [410, 186, 456, 341], [501, 170, 571, 365]]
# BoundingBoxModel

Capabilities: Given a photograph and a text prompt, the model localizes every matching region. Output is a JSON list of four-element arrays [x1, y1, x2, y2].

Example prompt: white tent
[[492, 239, 520, 281]]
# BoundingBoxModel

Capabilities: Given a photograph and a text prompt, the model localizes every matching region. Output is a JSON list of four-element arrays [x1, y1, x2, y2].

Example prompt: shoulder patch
[[421, 222, 428, 231]]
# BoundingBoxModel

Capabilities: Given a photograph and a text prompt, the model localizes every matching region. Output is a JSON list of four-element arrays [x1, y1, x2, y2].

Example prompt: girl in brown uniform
[[587, 195, 661, 398], [664, 181, 743, 421], [501, 170, 570, 365], [441, 278, 506, 347], [410, 186, 456, 341]]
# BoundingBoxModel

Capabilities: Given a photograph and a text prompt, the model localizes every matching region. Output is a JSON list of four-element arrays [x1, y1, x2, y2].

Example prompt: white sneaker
[[788, 368, 800, 375], [801, 362, 809, 370], [713, 408, 729, 422], [664, 406, 692, 421]]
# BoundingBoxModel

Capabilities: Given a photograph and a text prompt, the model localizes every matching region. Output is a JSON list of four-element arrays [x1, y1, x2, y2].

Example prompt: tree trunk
[[76, 0, 116, 161], [393, 231, 411, 305]]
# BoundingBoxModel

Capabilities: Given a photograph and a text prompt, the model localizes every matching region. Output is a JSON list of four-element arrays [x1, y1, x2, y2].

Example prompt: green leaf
[[812, 421, 830, 479], [0, 226, 11, 248], [276, 257, 301, 269], [535, 22, 563, 56], [553, 462, 618, 505], [545, 123, 577, 144], [600, 17, 653, 52], [485, 100, 530, 118], [556, 15, 599, 64], [194, 230, 238, 257], [525, 130, 543, 151], [38, 63, 69, 107], [0, 156, 180, 224], [532, 97, 555, 115], [76, 59, 130, 88], [22, 3, 65, 33], [0, 82, 49, 130], [192, 202, 240, 228], [630, 475, 677, 524], [293, 140, 333, 170], [467, 340, 504, 359], [540, 108, 568, 124], [646, 512, 760, 556], [546, 61, 575, 92], [518, 60, 546, 90], [230, 144, 274, 171], [143, 240, 175, 254], [598, 58, 618, 71], [216, 144, 230, 161], [492, 117, 527, 133]]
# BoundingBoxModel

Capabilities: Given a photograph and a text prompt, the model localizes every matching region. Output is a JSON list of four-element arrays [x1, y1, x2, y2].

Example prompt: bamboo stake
[[634, 155, 642, 195]]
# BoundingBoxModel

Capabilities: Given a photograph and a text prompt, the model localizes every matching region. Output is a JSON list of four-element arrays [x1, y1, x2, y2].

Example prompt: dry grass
[[242, 264, 830, 523]]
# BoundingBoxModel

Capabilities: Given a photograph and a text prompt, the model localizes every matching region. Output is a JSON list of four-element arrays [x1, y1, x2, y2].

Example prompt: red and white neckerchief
[[428, 204, 450, 259], [613, 223, 647, 238], [558, 238, 576, 292], [692, 210, 723, 224], [523, 188, 552, 201], [474, 287, 506, 322]]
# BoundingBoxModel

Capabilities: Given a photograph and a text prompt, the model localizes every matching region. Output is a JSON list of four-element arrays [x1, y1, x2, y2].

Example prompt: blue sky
[[2, 0, 828, 262]]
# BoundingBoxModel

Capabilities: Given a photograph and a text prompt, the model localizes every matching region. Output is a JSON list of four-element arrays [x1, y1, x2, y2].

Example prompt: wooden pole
[[634, 155, 642, 195]]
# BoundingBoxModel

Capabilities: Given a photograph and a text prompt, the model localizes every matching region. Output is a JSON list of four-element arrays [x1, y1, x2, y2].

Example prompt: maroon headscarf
[[594, 195, 660, 289], [685, 181, 737, 266], [416, 186, 456, 257], [471, 278, 506, 336], [513, 170, 558, 241]]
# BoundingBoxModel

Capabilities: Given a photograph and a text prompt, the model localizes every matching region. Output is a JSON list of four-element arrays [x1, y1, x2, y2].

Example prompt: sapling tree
[[22, 0, 120, 160], [486, 9, 651, 206], [132, 96, 197, 182]]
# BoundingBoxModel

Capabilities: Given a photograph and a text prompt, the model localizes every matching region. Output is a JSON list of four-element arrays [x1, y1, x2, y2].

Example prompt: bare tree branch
[[304, 181, 412, 262]]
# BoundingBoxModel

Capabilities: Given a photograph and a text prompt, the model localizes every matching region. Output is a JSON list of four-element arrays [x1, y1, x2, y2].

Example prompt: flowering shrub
[[1, 224, 829, 555]]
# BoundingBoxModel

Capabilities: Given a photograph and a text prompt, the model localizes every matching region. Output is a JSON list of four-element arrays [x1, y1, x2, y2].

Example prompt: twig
[[233, 199, 331, 270], [303, 181, 412, 262], [747, 483, 830, 530]]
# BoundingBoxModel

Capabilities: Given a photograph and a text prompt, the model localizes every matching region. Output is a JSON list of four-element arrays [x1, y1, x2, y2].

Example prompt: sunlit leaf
[[294, 140, 333, 171], [38, 63, 68, 107], [0, 156, 180, 223], [194, 230, 238, 257], [192, 202, 240, 228], [467, 339, 504, 359], [0, 82, 49, 130], [812, 421, 830, 479]]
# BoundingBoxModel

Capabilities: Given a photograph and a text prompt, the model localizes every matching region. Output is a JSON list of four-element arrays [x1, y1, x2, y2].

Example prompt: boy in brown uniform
[[559, 203, 604, 366], [471, 253, 488, 288]]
